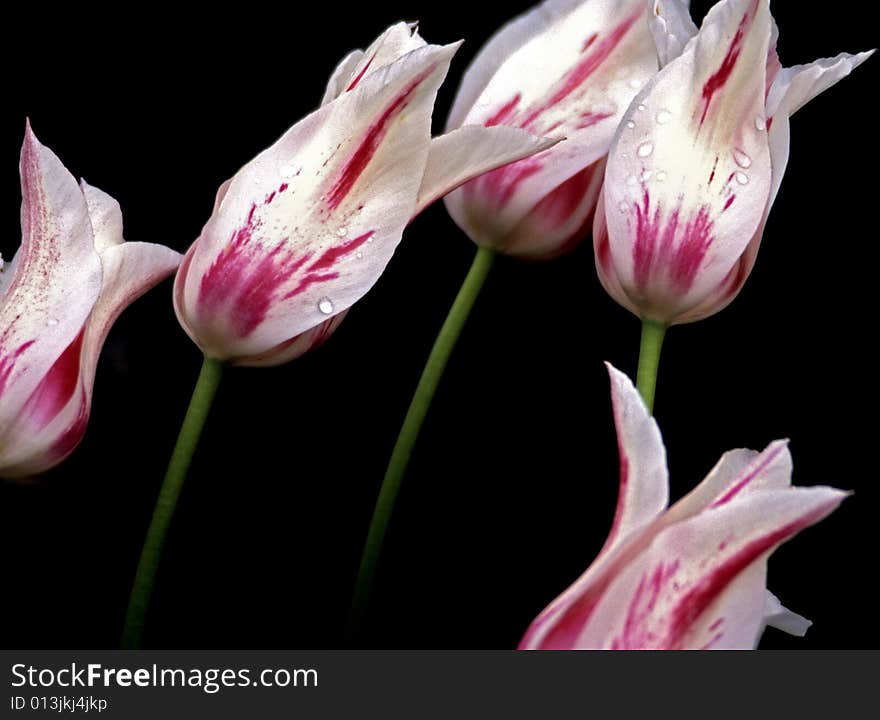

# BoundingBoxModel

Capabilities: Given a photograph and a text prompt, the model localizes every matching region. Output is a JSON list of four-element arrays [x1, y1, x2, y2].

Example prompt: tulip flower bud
[[0, 124, 181, 479], [443, 0, 662, 259], [594, 0, 873, 324], [520, 363, 846, 649], [174, 23, 554, 365]]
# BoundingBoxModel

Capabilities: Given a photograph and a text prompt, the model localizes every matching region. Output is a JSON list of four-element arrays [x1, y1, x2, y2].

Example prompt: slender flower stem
[[349, 246, 495, 636], [636, 319, 667, 414], [122, 356, 224, 649]]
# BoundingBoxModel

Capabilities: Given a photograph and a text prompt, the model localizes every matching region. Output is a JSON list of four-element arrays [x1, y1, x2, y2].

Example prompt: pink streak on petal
[[0, 339, 36, 396], [698, 0, 759, 126], [667, 503, 836, 646], [526, 165, 598, 231], [484, 94, 522, 127], [282, 271, 341, 300], [631, 192, 715, 294], [307, 230, 375, 272], [710, 443, 786, 508], [346, 54, 376, 92], [518, 6, 643, 131], [325, 65, 437, 211], [21, 330, 84, 430], [723, 195, 736, 212]]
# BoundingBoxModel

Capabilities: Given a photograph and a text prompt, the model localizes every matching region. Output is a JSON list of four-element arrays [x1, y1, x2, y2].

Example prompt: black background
[[1, 1, 876, 650]]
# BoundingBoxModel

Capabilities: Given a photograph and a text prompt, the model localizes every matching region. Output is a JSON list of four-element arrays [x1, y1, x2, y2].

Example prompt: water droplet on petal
[[640, 170, 652, 182], [733, 149, 752, 168], [317, 297, 334, 315], [755, 116, 766, 131], [355, 252, 363, 259], [337, 226, 348, 237], [656, 171, 667, 182], [736, 171, 749, 185], [629, 78, 642, 89], [626, 120, 636, 129], [637, 142, 654, 158], [47, 318, 59, 327], [626, 174, 638, 186], [637, 103, 646, 112], [656, 110, 672, 125]]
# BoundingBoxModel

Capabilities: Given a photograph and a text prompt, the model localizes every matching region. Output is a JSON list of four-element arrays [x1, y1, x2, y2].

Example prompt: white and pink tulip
[[594, 0, 873, 323], [443, 0, 663, 259], [174, 23, 555, 366], [0, 124, 181, 479], [520, 363, 845, 650]]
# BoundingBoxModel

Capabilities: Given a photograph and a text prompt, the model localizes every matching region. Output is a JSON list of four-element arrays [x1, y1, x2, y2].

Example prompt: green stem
[[121, 356, 224, 649], [636, 320, 667, 414], [348, 246, 495, 637]]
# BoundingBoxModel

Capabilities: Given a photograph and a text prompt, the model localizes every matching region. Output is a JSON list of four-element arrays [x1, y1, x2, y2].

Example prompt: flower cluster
[[1, 0, 871, 650]]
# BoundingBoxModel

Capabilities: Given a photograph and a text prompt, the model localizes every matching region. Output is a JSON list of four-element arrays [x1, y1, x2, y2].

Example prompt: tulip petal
[[576, 486, 846, 649], [234, 310, 349, 368], [178, 42, 458, 360], [602, 363, 668, 553], [760, 591, 811, 640], [0, 184, 180, 478], [82, 180, 125, 252], [444, 0, 658, 243], [321, 23, 427, 105], [321, 50, 366, 106], [603, 0, 773, 323], [0, 125, 102, 429], [519, 364, 668, 650], [650, 0, 697, 67], [674, 48, 874, 325], [414, 125, 559, 218]]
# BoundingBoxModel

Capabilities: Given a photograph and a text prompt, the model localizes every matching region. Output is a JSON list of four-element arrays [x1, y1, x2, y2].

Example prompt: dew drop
[[317, 297, 334, 315], [626, 174, 638, 186], [754, 116, 766, 131], [656, 109, 672, 125], [640, 170, 653, 182], [637, 103, 646, 112], [337, 226, 348, 237], [736, 171, 749, 185], [656, 171, 667, 182], [629, 78, 642, 89], [626, 120, 636, 129], [47, 318, 59, 327], [637, 141, 654, 158], [733, 149, 752, 168], [355, 252, 364, 260]]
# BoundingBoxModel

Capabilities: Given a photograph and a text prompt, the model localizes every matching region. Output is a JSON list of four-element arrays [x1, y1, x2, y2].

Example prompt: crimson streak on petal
[[325, 66, 437, 211]]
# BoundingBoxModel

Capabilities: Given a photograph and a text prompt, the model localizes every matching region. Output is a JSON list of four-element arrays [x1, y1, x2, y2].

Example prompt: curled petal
[[0, 124, 101, 432], [602, 363, 668, 553], [415, 125, 559, 219]]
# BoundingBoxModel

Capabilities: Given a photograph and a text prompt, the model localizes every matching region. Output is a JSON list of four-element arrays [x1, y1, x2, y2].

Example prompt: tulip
[[352, 0, 670, 634], [444, 0, 662, 259], [173, 22, 553, 366], [520, 363, 846, 650], [124, 22, 553, 648], [0, 124, 181, 480], [593, 0, 872, 410]]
